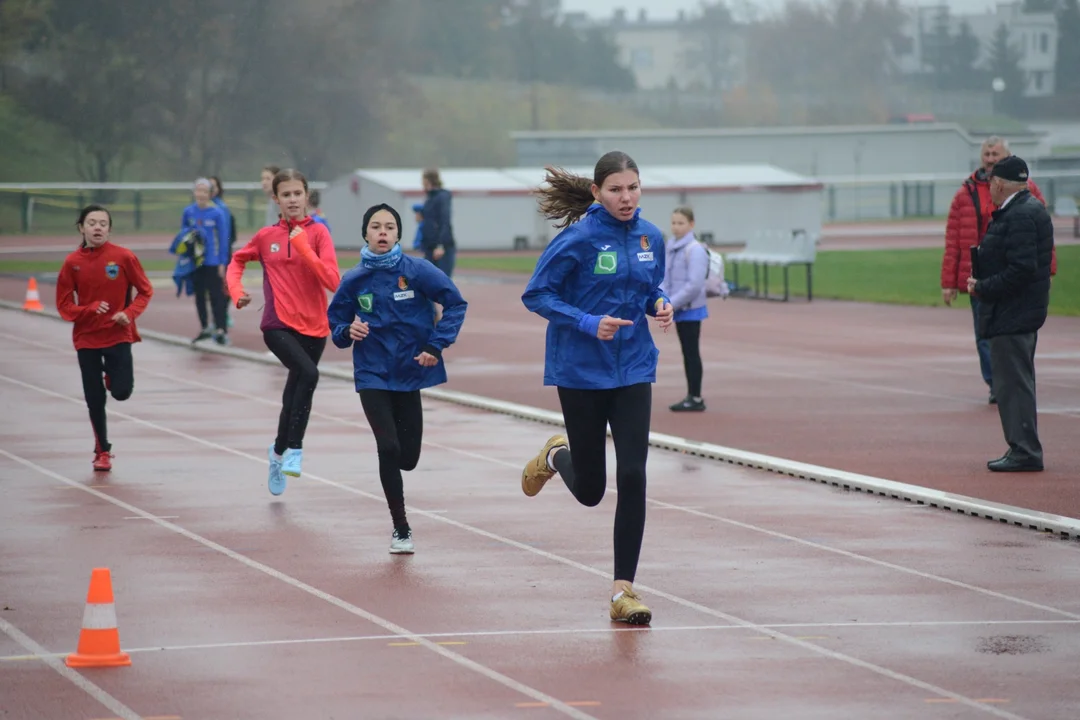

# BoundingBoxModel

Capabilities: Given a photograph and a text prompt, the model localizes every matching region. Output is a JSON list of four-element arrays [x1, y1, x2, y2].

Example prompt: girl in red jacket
[[226, 169, 341, 495], [56, 205, 154, 471]]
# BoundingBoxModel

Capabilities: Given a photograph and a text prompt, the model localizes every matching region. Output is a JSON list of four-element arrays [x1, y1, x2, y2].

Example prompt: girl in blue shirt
[[327, 203, 467, 555], [172, 178, 231, 345], [519, 150, 673, 625]]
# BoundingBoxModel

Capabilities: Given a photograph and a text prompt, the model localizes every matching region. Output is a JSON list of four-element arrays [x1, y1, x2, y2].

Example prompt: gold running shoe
[[610, 587, 652, 625], [521, 434, 568, 497]]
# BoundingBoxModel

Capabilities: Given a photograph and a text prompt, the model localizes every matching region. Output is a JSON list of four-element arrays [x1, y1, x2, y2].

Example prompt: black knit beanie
[[362, 203, 403, 240]]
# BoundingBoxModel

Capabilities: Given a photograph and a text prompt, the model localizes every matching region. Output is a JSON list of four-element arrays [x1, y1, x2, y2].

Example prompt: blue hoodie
[[522, 203, 668, 390], [328, 251, 468, 392], [177, 203, 230, 266]]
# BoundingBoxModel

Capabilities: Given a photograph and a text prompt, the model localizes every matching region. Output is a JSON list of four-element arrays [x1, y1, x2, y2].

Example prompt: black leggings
[[359, 389, 424, 532], [263, 329, 326, 455], [192, 264, 228, 331], [553, 383, 651, 583], [76, 343, 134, 453], [676, 321, 703, 398]]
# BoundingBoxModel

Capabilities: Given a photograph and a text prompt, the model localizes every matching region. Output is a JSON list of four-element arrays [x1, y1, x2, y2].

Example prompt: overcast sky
[[561, 0, 1001, 21]]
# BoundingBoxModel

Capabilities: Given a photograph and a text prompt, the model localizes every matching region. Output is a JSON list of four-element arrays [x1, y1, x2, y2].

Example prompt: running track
[[1, 310, 1079, 719], [6, 247, 1076, 520]]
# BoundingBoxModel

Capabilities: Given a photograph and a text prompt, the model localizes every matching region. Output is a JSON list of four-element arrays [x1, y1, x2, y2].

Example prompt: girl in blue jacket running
[[328, 203, 467, 555], [519, 150, 673, 625]]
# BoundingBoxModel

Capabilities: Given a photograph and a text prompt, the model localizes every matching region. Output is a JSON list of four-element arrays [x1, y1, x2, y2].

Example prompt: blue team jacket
[[522, 203, 668, 390], [177, 203, 230, 266], [328, 253, 468, 392]]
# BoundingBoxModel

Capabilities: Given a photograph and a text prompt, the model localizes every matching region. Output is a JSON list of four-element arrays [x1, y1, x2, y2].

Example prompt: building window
[[1033, 70, 1044, 91], [1040, 32, 1049, 53], [631, 48, 653, 69]]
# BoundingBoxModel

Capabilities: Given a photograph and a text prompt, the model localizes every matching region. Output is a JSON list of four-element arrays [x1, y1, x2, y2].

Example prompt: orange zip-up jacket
[[55, 242, 154, 350], [226, 216, 341, 337]]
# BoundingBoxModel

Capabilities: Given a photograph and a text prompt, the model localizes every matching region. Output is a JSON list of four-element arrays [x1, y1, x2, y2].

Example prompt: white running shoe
[[389, 528, 414, 554]]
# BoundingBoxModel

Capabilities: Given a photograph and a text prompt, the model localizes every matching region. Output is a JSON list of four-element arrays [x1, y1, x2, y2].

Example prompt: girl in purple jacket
[[662, 206, 709, 411]]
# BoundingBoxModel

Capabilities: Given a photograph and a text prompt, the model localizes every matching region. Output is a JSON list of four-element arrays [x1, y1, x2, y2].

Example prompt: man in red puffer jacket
[[941, 136, 1057, 404]]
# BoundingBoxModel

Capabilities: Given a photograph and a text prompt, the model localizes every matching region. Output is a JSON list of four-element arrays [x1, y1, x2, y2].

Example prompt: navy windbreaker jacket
[[522, 203, 668, 390], [328, 253, 467, 391]]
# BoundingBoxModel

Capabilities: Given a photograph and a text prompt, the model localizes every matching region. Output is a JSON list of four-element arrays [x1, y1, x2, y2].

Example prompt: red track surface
[[1, 311, 1079, 719], [7, 247, 1075, 521]]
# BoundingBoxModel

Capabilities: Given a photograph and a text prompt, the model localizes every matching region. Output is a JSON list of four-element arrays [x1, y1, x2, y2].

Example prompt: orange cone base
[[65, 650, 131, 668]]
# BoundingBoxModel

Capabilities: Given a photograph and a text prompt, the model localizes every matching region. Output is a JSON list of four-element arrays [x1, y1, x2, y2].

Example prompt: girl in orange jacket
[[226, 169, 341, 495]]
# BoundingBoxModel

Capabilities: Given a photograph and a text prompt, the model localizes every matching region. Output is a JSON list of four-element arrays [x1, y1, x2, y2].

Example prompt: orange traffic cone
[[65, 568, 131, 668], [22, 277, 44, 312]]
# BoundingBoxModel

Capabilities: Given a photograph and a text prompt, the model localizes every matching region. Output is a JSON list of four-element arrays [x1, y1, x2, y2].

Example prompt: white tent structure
[[320, 165, 824, 251]]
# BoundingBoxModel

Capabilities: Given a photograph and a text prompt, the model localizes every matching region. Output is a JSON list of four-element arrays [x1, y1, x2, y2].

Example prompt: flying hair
[[535, 150, 640, 229]]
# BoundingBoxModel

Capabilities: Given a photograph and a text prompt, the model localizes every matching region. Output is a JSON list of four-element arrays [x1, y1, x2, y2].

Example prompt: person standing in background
[[308, 190, 331, 232], [968, 156, 1053, 473], [171, 178, 231, 345], [420, 168, 455, 277], [262, 165, 282, 227], [941, 136, 1055, 403], [209, 176, 236, 329], [662, 206, 709, 412]]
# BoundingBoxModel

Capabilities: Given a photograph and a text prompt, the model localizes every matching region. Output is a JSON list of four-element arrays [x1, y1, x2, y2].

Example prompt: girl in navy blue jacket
[[520, 150, 673, 625], [328, 203, 467, 554]]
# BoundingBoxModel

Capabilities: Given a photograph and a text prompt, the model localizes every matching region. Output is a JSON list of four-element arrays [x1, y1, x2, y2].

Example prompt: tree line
[[0, 0, 631, 182], [1, 0, 1078, 182]]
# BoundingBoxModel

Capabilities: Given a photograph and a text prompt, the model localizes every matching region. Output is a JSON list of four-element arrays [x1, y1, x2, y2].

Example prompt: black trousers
[[192, 264, 228, 331], [76, 343, 134, 453], [676, 320, 703, 398], [263, 329, 326, 455], [359, 389, 424, 531], [989, 332, 1042, 463], [553, 383, 651, 583]]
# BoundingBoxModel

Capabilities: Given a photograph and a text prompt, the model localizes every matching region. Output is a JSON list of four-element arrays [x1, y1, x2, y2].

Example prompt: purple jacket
[[662, 231, 709, 312]]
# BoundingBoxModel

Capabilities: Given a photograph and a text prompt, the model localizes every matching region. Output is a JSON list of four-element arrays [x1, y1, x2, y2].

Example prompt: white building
[[565, 8, 747, 92], [320, 165, 823, 251], [896, 2, 1057, 97], [510, 124, 1046, 221]]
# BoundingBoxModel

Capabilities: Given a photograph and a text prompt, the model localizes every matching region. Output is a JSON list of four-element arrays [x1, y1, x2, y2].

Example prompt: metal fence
[[817, 170, 1080, 222], [0, 182, 327, 235], [0, 172, 1077, 234]]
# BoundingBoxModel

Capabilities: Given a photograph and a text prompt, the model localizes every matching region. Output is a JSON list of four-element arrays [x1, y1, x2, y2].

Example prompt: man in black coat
[[967, 155, 1054, 472]]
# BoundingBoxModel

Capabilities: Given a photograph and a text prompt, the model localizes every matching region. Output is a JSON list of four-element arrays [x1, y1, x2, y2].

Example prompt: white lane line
[[0, 375, 1036, 720], [0, 614, 142, 720], [2, 618, 1077, 663], [123, 516, 178, 521], [0, 448, 596, 720]]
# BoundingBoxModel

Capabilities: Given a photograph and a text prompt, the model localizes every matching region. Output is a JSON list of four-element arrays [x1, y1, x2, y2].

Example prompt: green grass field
[[2, 246, 1076, 316]]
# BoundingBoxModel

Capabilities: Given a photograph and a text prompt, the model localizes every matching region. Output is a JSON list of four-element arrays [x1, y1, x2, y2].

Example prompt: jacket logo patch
[[398, 275, 408, 290], [105, 262, 120, 280], [640, 235, 651, 250], [394, 290, 415, 301], [270, 243, 280, 253], [357, 293, 373, 313], [637, 251, 654, 262], [594, 251, 617, 275]]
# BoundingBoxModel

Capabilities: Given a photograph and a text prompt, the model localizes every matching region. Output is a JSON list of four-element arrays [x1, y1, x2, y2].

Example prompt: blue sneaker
[[281, 448, 303, 478], [268, 445, 286, 496]]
